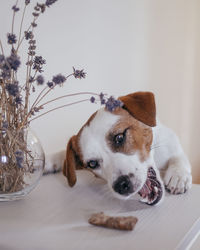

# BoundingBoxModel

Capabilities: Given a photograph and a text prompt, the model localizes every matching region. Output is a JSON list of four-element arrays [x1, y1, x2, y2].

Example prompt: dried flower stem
[[0, 40, 12, 73], [17, 4, 27, 49], [24, 22, 36, 117], [0, 0, 67, 194], [11, 0, 19, 34], [31, 86, 48, 107], [24, 54, 30, 115], [29, 99, 90, 123], [40, 92, 100, 107], [16, 17, 38, 52], [0, 40, 5, 55], [20, 91, 95, 129], [31, 73, 74, 110]]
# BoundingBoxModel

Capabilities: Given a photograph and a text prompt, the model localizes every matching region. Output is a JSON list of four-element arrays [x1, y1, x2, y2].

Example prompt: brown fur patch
[[63, 135, 84, 187], [63, 111, 98, 186], [119, 92, 156, 127], [106, 108, 153, 161]]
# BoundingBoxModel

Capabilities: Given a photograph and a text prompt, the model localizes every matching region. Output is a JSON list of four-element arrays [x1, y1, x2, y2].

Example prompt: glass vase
[[0, 127, 45, 201]]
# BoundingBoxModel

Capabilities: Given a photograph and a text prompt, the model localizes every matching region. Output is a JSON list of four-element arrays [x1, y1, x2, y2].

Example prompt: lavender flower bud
[[15, 151, 24, 168], [101, 99, 106, 105], [33, 56, 46, 73], [105, 96, 123, 112], [73, 67, 86, 79], [31, 22, 37, 27], [1, 64, 11, 79], [34, 107, 40, 112], [29, 45, 36, 51], [36, 75, 45, 85], [29, 40, 36, 44], [28, 51, 36, 56], [2, 121, 8, 129], [37, 3, 46, 13], [15, 96, 22, 105], [32, 12, 39, 17], [25, 31, 34, 40], [34, 6, 40, 11], [6, 53, 21, 71], [90, 96, 95, 103], [34, 56, 46, 65], [99, 92, 106, 104], [52, 74, 66, 85], [99, 92, 104, 100], [7, 33, 17, 44], [25, 0, 30, 5], [6, 83, 19, 97], [47, 81, 54, 88], [12, 5, 20, 12], [0, 54, 5, 64], [45, 0, 58, 7]]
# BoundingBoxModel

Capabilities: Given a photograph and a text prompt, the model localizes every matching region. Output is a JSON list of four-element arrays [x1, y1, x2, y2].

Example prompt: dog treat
[[88, 212, 138, 231]]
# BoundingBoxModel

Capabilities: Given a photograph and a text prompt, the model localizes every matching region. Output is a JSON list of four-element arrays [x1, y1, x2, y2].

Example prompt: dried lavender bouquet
[[0, 0, 122, 194]]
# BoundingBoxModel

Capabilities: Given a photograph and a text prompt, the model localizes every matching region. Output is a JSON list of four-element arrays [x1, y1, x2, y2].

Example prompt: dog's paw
[[44, 151, 65, 174], [163, 157, 192, 194]]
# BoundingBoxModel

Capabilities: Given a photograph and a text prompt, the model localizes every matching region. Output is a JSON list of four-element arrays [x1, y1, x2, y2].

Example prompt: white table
[[0, 172, 200, 250]]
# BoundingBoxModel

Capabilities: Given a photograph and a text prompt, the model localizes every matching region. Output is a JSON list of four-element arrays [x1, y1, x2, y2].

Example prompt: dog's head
[[63, 92, 164, 205]]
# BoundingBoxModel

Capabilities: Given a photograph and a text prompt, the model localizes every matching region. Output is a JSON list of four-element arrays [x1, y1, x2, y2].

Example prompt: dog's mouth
[[138, 167, 163, 205]]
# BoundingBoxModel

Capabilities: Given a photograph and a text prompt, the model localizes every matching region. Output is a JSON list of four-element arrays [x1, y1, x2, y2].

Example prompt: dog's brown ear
[[119, 92, 156, 127], [63, 135, 82, 187]]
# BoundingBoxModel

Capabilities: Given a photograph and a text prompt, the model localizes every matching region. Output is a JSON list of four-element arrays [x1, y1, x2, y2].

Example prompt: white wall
[[1, 0, 200, 182]]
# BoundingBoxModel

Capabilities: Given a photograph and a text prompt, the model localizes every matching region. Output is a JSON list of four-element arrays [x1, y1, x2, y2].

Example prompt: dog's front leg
[[153, 123, 192, 195], [44, 150, 65, 174], [163, 155, 192, 194]]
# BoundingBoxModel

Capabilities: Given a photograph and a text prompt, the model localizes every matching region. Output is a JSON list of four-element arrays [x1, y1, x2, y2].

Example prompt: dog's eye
[[114, 133, 125, 145], [87, 160, 99, 169], [114, 128, 129, 146]]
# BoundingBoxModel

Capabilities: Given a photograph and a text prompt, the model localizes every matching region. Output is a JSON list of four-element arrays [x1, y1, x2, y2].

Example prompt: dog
[[45, 92, 192, 205]]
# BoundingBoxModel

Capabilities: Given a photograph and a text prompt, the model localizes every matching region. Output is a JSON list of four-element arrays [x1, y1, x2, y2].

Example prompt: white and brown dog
[[46, 92, 192, 205]]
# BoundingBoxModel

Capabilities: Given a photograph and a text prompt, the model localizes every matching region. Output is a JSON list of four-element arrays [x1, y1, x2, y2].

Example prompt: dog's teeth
[[154, 186, 158, 192], [140, 197, 149, 203]]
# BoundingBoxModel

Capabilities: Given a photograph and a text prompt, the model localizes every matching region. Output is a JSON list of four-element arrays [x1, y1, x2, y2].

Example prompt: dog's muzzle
[[113, 175, 133, 195], [112, 167, 164, 205]]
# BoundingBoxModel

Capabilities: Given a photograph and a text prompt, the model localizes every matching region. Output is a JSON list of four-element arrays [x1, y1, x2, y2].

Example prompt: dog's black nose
[[113, 175, 133, 195]]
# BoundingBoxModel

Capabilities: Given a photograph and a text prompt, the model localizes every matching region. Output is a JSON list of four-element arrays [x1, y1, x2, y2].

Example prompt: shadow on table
[[53, 171, 151, 213]]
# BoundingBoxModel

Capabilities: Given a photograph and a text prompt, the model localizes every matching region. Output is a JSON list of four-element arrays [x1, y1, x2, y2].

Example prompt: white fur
[[79, 109, 120, 164]]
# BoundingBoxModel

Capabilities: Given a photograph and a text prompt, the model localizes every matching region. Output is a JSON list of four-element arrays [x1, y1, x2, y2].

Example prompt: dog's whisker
[[150, 144, 164, 150], [99, 185, 113, 198], [150, 138, 173, 151]]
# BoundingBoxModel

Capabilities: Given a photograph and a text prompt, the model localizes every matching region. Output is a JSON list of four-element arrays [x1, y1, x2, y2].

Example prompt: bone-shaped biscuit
[[88, 212, 138, 231]]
